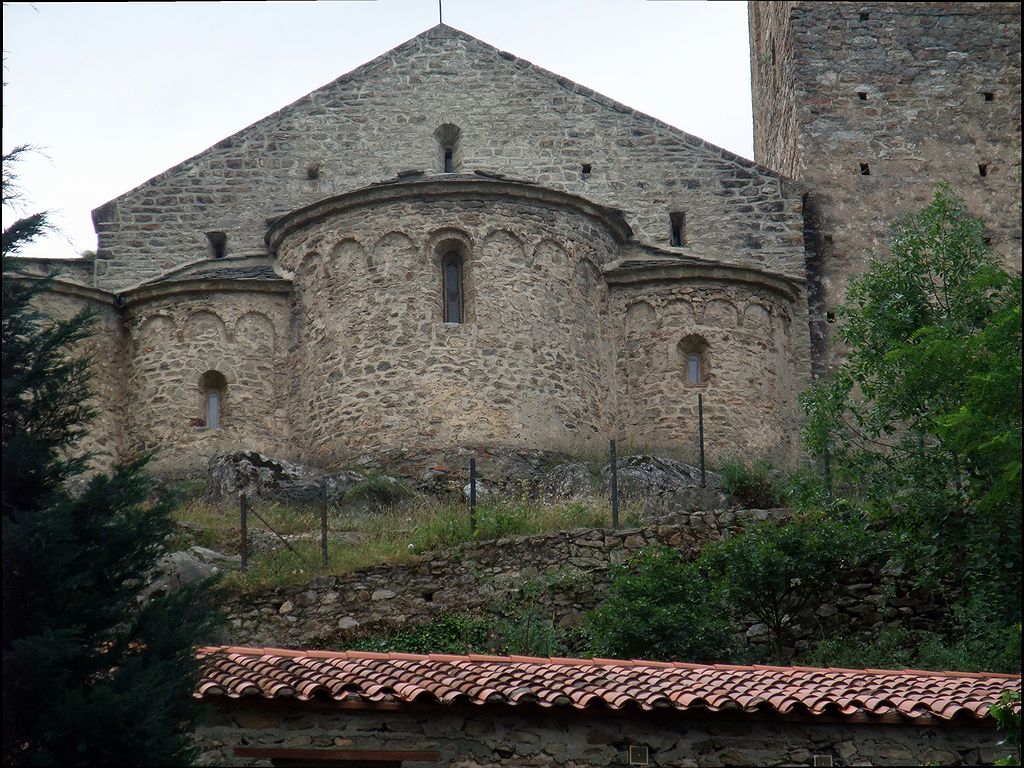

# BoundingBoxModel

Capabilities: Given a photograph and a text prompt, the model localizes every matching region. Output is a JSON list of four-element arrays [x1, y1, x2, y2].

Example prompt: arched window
[[442, 251, 463, 323], [678, 335, 709, 386], [198, 370, 227, 429]]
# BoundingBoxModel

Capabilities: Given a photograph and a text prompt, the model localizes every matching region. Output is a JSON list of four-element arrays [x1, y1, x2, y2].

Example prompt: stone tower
[[749, 1, 1021, 369]]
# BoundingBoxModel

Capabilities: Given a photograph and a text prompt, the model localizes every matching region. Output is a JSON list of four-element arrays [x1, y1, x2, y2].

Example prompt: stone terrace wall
[[93, 25, 804, 288], [225, 509, 941, 657], [195, 701, 1005, 767], [750, 1, 1022, 365]]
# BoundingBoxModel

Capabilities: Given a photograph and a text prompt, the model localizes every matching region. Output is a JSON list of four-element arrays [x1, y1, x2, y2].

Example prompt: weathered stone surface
[[540, 463, 594, 500], [193, 701, 1007, 767], [140, 546, 239, 606], [750, 2, 1021, 371], [204, 451, 362, 503], [601, 455, 722, 502]]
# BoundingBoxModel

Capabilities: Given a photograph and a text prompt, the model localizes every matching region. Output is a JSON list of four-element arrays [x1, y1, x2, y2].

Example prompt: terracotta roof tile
[[195, 646, 1020, 722]]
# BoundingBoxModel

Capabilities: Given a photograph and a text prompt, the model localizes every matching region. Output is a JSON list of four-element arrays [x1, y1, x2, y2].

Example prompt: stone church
[[8, 4, 1020, 478]]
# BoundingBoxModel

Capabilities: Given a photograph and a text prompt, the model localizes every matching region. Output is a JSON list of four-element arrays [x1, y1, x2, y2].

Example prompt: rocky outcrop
[[204, 451, 362, 504], [540, 462, 595, 500]]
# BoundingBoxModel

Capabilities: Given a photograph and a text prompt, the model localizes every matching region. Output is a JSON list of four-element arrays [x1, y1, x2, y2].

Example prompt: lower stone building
[[194, 646, 1019, 767]]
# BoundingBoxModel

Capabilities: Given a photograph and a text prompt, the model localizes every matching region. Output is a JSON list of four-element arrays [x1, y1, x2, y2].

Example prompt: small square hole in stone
[[978, 163, 988, 177], [826, 312, 836, 324], [858, 91, 868, 100], [581, 163, 592, 176], [859, 11, 869, 20], [859, 163, 870, 176], [306, 164, 320, 180], [984, 92, 994, 101], [982, 235, 993, 247]]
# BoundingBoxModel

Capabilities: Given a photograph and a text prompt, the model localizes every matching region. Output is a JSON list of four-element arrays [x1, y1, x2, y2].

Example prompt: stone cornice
[[122, 278, 292, 309], [265, 175, 634, 254], [605, 257, 805, 304]]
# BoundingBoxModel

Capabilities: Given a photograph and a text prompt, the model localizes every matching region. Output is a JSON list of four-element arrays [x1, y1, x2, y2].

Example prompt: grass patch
[[213, 494, 639, 593]]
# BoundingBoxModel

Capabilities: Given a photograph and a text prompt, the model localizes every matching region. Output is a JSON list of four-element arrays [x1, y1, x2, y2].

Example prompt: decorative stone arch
[[198, 369, 228, 429], [373, 231, 417, 276], [677, 334, 710, 386]]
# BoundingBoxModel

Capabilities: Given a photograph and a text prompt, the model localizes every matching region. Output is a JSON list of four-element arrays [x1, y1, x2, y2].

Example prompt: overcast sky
[[3, 0, 754, 260]]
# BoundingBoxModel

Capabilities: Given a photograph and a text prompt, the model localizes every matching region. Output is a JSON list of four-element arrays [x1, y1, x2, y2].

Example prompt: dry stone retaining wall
[[224, 509, 938, 658]]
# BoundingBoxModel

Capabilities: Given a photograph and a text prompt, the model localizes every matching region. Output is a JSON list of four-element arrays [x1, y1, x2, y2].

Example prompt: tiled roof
[[196, 646, 1020, 722]]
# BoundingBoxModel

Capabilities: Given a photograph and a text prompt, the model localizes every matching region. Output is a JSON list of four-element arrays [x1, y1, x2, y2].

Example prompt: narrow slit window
[[207, 390, 221, 429], [442, 251, 463, 323], [199, 370, 227, 429], [679, 335, 708, 387], [670, 212, 686, 247], [687, 353, 701, 385], [443, 147, 454, 173], [205, 231, 227, 259], [859, 163, 871, 176], [978, 163, 988, 177]]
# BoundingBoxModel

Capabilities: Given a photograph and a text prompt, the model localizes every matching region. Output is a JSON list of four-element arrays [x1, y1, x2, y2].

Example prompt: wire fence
[[234, 391, 802, 571]]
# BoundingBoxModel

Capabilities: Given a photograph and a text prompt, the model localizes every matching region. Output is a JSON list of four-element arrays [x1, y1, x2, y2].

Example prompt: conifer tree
[[2, 146, 221, 766]]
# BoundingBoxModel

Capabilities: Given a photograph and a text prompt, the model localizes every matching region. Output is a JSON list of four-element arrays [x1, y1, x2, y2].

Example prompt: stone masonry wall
[[92, 25, 804, 289], [750, 2, 1022, 366], [224, 509, 940, 658], [123, 285, 293, 476], [195, 700, 1005, 767], [611, 280, 809, 464], [277, 192, 620, 462], [33, 287, 126, 472]]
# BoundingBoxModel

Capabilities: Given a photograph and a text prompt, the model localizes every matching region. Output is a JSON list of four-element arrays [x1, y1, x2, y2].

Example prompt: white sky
[[2, 0, 754, 260]]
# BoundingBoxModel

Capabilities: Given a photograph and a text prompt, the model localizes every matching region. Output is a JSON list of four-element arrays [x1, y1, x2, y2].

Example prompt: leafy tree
[[802, 184, 1022, 629], [697, 515, 874, 662], [587, 546, 736, 663], [2, 147, 221, 765]]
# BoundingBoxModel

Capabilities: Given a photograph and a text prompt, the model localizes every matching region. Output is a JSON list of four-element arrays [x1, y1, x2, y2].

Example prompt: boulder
[[601, 455, 721, 501], [139, 546, 240, 606], [204, 451, 363, 504], [540, 462, 594, 499]]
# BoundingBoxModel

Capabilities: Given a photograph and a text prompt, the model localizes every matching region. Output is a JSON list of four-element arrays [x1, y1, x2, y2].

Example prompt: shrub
[[718, 458, 785, 508], [350, 614, 491, 655], [342, 472, 415, 511], [697, 515, 877, 661], [587, 546, 736, 663]]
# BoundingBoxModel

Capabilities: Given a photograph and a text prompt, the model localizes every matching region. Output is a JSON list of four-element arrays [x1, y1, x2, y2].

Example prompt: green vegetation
[[350, 614, 491, 655], [802, 184, 1021, 669], [718, 458, 786, 508], [3, 147, 220, 765], [991, 690, 1022, 766], [699, 515, 875, 661], [201, 493, 635, 592], [587, 546, 737, 663]]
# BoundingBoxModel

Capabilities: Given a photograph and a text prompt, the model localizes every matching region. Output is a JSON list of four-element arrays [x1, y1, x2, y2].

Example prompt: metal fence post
[[610, 438, 619, 529], [320, 481, 329, 567], [469, 457, 477, 533], [240, 492, 249, 571], [698, 393, 706, 488]]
